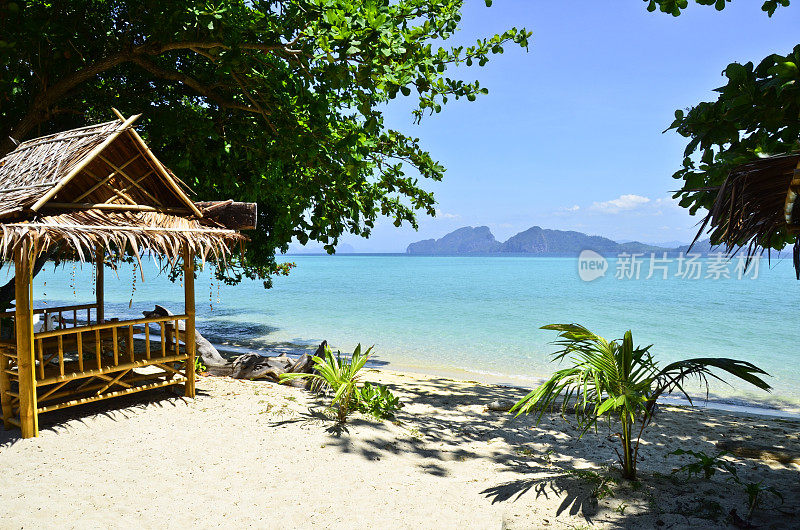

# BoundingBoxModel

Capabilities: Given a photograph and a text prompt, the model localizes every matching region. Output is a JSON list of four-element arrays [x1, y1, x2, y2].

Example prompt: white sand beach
[[1, 369, 798, 529]]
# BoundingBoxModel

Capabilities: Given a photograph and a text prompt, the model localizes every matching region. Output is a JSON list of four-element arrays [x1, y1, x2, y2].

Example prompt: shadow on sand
[[0, 387, 198, 449], [276, 373, 800, 527]]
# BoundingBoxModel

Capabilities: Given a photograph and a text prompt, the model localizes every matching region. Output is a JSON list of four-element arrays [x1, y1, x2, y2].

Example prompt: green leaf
[[770, 61, 798, 78], [596, 397, 617, 415], [724, 63, 748, 83]]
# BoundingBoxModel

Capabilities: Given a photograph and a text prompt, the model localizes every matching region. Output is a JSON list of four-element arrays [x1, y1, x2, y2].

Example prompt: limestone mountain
[[406, 226, 501, 254], [407, 226, 682, 255]]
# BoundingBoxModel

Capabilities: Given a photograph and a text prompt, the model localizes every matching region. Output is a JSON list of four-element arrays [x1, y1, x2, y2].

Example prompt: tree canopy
[[0, 1, 529, 285], [646, 0, 799, 252]]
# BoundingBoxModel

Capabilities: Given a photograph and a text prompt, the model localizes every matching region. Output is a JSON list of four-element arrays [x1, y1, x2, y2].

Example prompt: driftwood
[[142, 305, 227, 367], [229, 342, 324, 387], [142, 305, 321, 384]]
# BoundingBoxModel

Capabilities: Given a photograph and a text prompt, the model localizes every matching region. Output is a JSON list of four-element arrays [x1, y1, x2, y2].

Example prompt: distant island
[[406, 226, 715, 256]]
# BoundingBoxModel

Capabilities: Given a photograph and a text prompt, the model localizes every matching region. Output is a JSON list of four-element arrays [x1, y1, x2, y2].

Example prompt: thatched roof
[[0, 113, 248, 264], [696, 153, 800, 274]]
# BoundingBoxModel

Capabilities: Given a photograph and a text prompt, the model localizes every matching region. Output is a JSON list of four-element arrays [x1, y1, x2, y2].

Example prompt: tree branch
[[144, 41, 305, 55], [129, 56, 259, 114], [0, 31, 318, 158], [2, 50, 133, 156], [229, 71, 277, 134]]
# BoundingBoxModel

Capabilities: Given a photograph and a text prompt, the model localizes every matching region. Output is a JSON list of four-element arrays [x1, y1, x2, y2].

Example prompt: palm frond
[[655, 357, 771, 403]]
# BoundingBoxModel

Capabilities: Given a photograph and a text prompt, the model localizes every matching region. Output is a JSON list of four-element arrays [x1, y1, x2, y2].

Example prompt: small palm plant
[[280, 344, 372, 423], [511, 324, 770, 480]]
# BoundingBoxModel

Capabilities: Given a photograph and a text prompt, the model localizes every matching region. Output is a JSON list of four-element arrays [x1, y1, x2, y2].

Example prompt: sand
[[1, 369, 799, 529]]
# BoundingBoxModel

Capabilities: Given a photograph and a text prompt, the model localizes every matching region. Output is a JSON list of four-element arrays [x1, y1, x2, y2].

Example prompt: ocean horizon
[[16, 253, 800, 417]]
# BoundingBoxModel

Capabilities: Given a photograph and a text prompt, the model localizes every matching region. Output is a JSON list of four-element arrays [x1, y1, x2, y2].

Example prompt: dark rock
[[486, 400, 515, 412], [406, 226, 501, 254]]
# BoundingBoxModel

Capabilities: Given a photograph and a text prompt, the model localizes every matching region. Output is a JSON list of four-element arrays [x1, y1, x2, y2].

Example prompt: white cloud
[[654, 197, 681, 209], [435, 209, 460, 219], [552, 204, 581, 216], [591, 194, 651, 214]]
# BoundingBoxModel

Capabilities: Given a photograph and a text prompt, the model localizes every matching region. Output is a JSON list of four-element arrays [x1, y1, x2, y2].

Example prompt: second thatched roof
[[696, 153, 800, 275]]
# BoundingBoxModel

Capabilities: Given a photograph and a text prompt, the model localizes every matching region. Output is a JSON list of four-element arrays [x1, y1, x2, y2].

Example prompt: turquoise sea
[[15, 254, 800, 416]]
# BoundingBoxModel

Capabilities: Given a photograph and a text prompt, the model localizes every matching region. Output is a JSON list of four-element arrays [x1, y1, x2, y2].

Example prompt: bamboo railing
[[0, 314, 189, 427], [0, 302, 100, 339]]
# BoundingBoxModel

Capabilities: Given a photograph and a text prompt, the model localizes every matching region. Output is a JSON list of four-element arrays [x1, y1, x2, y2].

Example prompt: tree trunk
[[0, 249, 58, 311], [1, 51, 133, 157], [620, 417, 636, 480], [228, 341, 325, 386]]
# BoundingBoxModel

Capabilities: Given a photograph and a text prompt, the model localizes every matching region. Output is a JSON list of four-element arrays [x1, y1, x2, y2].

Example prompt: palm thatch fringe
[[0, 210, 245, 268], [694, 154, 800, 272]]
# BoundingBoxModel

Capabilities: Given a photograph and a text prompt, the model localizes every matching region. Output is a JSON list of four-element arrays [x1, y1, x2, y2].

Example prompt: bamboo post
[[163, 323, 171, 358], [95, 247, 104, 324], [145, 324, 150, 360], [15, 243, 38, 438], [95, 329, 102, 369], [128, 325, 134, 362], [0, 350, 12, 428], [57, 335, 64, 376], [112, 327, 118, 365], [77, 331, 84, 372], [36, 339, 44, 379], [183, 245, 196, 398]]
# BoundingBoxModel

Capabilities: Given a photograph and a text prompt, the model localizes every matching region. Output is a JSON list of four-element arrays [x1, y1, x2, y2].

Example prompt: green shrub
[[194, 357, 207, 374], [358, 382, 403, 419], [280, 344, 372, 423], [668, 449, 737, 480], [669, 449, 785, 519], [740, 480, 783, 518]]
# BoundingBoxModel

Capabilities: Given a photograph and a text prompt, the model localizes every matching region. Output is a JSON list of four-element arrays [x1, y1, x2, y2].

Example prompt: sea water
[[15, 254, 800, 415]]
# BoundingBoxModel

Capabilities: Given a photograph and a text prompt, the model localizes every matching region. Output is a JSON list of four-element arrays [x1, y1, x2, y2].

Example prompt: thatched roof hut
[[0, 112, 256, 439], [696, 153, 800, 275], [0, 112, 252, 264]]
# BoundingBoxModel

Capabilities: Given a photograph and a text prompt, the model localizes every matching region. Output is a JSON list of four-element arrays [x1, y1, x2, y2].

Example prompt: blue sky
[[298, 1, 800, 253]]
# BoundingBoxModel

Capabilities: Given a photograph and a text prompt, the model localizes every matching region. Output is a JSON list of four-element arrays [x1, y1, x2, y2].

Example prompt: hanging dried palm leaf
[[694, 153, 800, 274]]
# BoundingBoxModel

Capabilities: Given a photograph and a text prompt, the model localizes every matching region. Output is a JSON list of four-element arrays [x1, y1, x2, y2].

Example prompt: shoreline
[[210, 342, 800, 421]]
